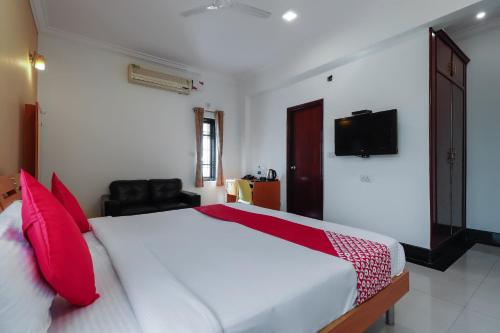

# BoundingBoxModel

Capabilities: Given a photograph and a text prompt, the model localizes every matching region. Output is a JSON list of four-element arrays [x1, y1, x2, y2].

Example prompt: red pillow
[[51, 172, 91, 233], [20, 170, 99, 306]]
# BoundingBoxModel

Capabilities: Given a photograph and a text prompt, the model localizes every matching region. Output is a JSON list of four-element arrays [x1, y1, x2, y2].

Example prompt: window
[[202, 118, 216, 181]]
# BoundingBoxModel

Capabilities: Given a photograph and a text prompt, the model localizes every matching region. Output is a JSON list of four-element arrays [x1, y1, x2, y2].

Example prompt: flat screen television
[[335, 109, 398, 157]]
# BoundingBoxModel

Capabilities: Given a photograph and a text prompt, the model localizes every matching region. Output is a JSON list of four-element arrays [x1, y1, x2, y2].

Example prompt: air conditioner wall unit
[[128, 64, 192, 95]]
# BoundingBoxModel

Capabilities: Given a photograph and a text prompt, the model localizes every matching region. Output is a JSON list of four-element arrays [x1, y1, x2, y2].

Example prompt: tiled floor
[[366, 244, 500, 333]]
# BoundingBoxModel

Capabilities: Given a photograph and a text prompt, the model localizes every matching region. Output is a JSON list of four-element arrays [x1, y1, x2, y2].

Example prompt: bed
[[48, 203, 408, 333], [1, 176, 408, 333]]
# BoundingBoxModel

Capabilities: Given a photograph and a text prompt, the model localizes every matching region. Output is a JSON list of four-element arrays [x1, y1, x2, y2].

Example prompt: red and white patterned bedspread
[[325, 231, 391, 304]]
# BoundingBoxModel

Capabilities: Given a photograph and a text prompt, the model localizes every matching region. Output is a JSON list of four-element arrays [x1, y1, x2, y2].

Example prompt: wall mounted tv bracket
[[352, 110, 372, 116]]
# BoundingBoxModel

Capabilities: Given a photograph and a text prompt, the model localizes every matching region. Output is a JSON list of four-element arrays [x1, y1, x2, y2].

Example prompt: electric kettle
[[267, 169, 277, 181]]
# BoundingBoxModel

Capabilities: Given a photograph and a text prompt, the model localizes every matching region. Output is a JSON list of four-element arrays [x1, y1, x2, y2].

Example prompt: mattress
[[48, 233, 142, 333], [86, 203, 406, 333]]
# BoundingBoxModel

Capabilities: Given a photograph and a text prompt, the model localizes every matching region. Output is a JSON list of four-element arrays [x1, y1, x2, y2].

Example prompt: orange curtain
[[215, 111, 224, 186], [194, 107, 204, 188]]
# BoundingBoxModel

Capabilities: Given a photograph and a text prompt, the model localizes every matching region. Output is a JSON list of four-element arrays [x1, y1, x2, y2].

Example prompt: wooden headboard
[[0, 174, 21, 212]]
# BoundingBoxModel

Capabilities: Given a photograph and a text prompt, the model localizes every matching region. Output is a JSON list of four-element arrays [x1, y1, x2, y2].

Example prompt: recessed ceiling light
[[476, 11, 486, 20], [282, 10, 298, 22]]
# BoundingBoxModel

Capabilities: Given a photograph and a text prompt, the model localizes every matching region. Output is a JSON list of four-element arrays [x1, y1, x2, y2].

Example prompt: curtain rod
[[193, 109, 220, 114], [193, 103, 223, 114]]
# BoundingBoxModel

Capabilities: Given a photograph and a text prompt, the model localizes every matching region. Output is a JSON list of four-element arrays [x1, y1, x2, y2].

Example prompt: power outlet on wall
[[360, 175, 372, 183]]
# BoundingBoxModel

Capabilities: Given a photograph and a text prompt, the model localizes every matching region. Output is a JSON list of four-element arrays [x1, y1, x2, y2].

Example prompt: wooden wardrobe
[[429, 30, 469, 250]]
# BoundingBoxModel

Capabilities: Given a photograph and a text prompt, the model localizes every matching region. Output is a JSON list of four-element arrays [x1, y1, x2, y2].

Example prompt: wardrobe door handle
[[447, 149, 456, 164]]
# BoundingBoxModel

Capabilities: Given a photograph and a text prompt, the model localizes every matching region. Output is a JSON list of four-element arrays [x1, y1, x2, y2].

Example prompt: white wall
[[38, 34, 242, 217], [456, 27, 500, 234], [243, 29, 430, 248]]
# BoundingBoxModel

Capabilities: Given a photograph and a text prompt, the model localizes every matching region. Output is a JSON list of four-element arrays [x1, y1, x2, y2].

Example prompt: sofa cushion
[[155, 202, 189, 212], [120, 204, 159, 216], [110, 180, 149, 205], [150, 179, 182, 203]]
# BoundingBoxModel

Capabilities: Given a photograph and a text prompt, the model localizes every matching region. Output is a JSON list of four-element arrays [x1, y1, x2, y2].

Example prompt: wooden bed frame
[[0, 179, 409, 332], [319, 271, 409, 333], [0, 174, 21, 212]]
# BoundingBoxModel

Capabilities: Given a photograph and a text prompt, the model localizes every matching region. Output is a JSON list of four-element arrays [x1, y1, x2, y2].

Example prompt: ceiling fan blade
[[231, 2, 271, 18], [181, 5, 210, 17]]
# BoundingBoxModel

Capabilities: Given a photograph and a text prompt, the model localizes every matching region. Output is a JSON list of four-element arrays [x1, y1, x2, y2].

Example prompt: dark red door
[[287, 100, 323, 219], [22, 104, 39, 179]]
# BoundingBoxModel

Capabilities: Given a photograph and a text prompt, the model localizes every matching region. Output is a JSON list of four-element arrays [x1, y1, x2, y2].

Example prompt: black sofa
[[101, 179, 200, 217]]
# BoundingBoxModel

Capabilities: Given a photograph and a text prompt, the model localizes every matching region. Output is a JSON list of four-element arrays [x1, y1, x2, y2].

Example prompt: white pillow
[[0, 203, 56, 333], [0, 200, 23, 232]]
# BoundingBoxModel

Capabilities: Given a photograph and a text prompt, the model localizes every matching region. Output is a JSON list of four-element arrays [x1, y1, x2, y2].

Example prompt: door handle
[[290, 165, 296, 171], [451, 149, 456, 162]]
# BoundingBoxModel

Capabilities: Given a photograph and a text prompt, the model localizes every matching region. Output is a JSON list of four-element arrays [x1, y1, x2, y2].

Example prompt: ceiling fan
[[181, 0, 271, 18]]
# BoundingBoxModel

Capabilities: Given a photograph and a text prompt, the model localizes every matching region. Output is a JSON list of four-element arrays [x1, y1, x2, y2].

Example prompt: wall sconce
[[30, 52, 46, 71]]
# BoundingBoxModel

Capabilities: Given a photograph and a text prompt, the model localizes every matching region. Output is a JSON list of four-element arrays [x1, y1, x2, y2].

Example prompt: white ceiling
[[35, 0, 499, 77], [444, 4, 500, 38], [31, 0, 412, 77]]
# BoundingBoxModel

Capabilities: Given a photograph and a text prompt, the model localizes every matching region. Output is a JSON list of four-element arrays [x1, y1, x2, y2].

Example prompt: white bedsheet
[[90, 204, 405, 333], [48, 233, 142, 333]]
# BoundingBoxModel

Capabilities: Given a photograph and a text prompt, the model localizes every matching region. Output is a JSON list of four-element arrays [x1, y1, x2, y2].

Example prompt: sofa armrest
[[179, 191, 201, 207], [101, 194, 121, 217]]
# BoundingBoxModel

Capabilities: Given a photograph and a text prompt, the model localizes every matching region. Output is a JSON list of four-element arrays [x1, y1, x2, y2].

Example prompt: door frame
[[286, 99, 324, 219]]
